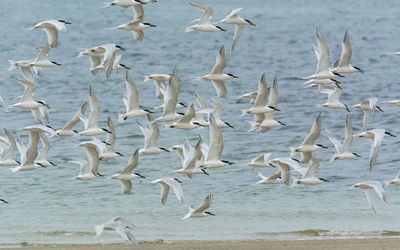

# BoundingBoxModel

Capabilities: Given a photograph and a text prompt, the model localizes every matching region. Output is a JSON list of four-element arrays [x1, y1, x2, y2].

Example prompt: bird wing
[[65, 158, 90, 176], [122, 149, 139, 174], [20, 67, 34, 83], [369, 130, 384, 171], [206, 113, 223, 161], [194, 92, 208, 109], [131, 30, 144, 41], [177, 104, 196, 124], [89, 56, 101, 75], [225, 8, 242, 19], [211, 45, 227, 74], [87, 85, 100, 129], [100, 44, 117, 79], [3, 129, 16, 161], [342, 115, 354, 152], [211, 80, 227, 98], [43, 27, 58, 48], [86, 146, 100, 175], [16, 136, 27, 165], [253, 73, 268, 108], [112, 217, 136, 230], [338, 29, 352, 67], [276, 160, 291, 185], [231, 24, 244, 52], [366, 181, 388, 203], [17, 78, 35, 102], [105, 117, 116, 152], [303, 113, 322, 145], [62, 102, 88, 130], [268, 168, 282, 181], [136, 120, 151, 148], [162, 76, 179, 116], [35, 45, 51, 62], [193, 194, 212, 213], [131, 5, 144, 22], [363, 189, 377, 213], [190, 2, 213, 25], [326, 128, 342, 153], [37, 133, 50, 161], [120, 180, 132, 194], [267, 77, 279, 108], [315, 27, 331, 73], [148, 120, 160, 148], [159, 181, 170, 205], [304, 155, 320, 178], [163, 177, 184, 204], [110, 221, 137, 243]]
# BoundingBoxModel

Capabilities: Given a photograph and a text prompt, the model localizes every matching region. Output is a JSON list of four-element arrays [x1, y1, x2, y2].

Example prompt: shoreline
[[2, 238, 400, 250]]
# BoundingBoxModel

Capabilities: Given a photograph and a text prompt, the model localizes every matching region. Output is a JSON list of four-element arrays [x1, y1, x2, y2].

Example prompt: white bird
[[11, 78, 48, 110], [182, 194, 215, 219], [35, 133, 56, 168], [119, 71, 151, 122], [65, 158, 95, 181], [326, 115, 360, 161], [242, 74, 280, 116], [95, 44, 125, 79], [30, 19, 71, 48], [353, 98, 384, 132], [151, 177, 185, 205], [320, 82, 350, 111], [103, 0, 156, 8], [248, 153, 273, 168], [290, 114, 327, 163], [271, 158, 304, 185], [185, 3, 226, 32], [8, 60, 35, 82], [349, 181, 388, 213], [292, 155, 329, 186], [97, 117, 123, 160], [355, 129, 396, 171], [303, 78, 340, 95], [173, 139, 209, 178], [0, 199, 9, 205], [55, 102, 88, 136], [113, 5, 157, 41], [143, 74, 170, 100], [74, 141, 101, 178], [306, 27, 343, 79], [332, 29, 363, 74], [193, 92, 209, 127], [137, 114, 169, 154], [217, 8, 255, 52], [155, 68, 183, 122], [205, 99, 233, 128], [385, 171, 400, 186], [11, 125, 56, 172], [79, 85, 111, 136], [200, 113, 234, 169], [95, 217, 136, 244], [109, 149, 145, 194], [197, 45, 238, 98], [0, 129, 20, 166], [165, 104, 200, 130], [30, 46, 62, 68], [256, 170, 282, 184], [384, 100, 400, 106]]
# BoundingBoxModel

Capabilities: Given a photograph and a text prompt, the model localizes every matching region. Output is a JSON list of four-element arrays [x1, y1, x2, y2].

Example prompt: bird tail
[[384, 181, 391, 188], [247, 121, 258, 132], [289, 147, 296, 158], [143, 76, 151, 83], [184, 27, 193, 33], [8, 60, 17, 71], [118, 113, 126, 123], [241, 109, 249, 116], [102, 2, 112, 8], [94, 225, 103, 236], [292, 177, 300, 187]]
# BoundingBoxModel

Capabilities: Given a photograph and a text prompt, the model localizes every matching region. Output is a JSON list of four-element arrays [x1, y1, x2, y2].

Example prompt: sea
[[0, 0, 399, 245]]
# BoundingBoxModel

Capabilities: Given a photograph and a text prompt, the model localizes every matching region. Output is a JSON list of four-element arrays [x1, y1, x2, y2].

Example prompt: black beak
[[201, 168, 209, 176], [159, 147, 170, 152], [333, 72, 345, 77], [269, 163, 277, 168], [102, 128, 112, 134], [376, 106, 384, 112], [51, 61, 62, 66], [268, 106, 280, 111]]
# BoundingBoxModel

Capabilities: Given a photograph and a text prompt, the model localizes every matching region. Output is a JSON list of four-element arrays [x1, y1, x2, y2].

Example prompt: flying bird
[[30, 19, 71, 48], [182, 194, 215, 219], [151, 177, 185, 205], [349, 181, 388, 213]]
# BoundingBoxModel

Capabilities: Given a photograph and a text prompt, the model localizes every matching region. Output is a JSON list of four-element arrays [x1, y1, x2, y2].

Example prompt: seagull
[[109, 149, 145, 194], [10, 78, 48, 110], [385, 171, 400, 186], [326, 115, 360, 161], [74, 141, 101, 178], [206, 99, 233, 128], [182, 194, 215, 219], [303, 78, 340, 95], [137, 114, 169, 154], [319, 82, 350, 111], [8, 60, 35, 82], [173, 139, 209, 178], [35, 133, 56, 167], [155, 68, 183, 122], [197, 45, 238, 98], [292, 155, 329, 186], [0, 199, 8, 204], [384, 100, 400, 106], [119, 71, 151, 122], [271, 158, 305, 185], [200, 113, 234, 169], [0, 129, 19, 166], [242, 74, 280, 116], [78, 46, 127, 75], [306, 27, 343, 79], [30, 20, 71, 48], [55, 102, 88, 136], [217, 8, 255, 52], [353, 98, 384, 132], [151, 177, 185, 205], [193, 92, 209, 127], [79, 85, 111, 136], [355, 129, 396, 171], [248, 153, 273, 168], [95, 44, 125, 79], [290, 113, 327, 163], [11, 125, 56, 172], [95, 217, 136, 244], [332, 29, 363, 74], [103, 0, 156, 8], [97, 117, 123, 160], [30, 46, 61, 68], [256, 170, 282, 184], [185, 3, 226, 32], [113, 5, 157, 41], [143, 74, 170, 100], [165, 104, 200, 130], [349, 181, 388, 213]]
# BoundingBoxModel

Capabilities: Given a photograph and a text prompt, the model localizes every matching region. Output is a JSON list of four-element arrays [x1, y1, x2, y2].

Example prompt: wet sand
[[8, 238, 400, 250]]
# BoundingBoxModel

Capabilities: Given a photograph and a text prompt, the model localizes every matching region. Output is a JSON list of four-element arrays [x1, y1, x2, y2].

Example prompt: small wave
[[254, 229, 400, 237], [38, 231, 94, 237]]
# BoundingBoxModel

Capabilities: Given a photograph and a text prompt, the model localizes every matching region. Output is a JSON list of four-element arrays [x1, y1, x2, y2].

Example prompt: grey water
[[0, 0, 399, 244]]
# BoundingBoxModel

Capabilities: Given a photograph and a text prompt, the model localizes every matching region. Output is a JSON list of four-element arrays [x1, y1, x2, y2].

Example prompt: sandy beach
[[5, 238, 400, 250]]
